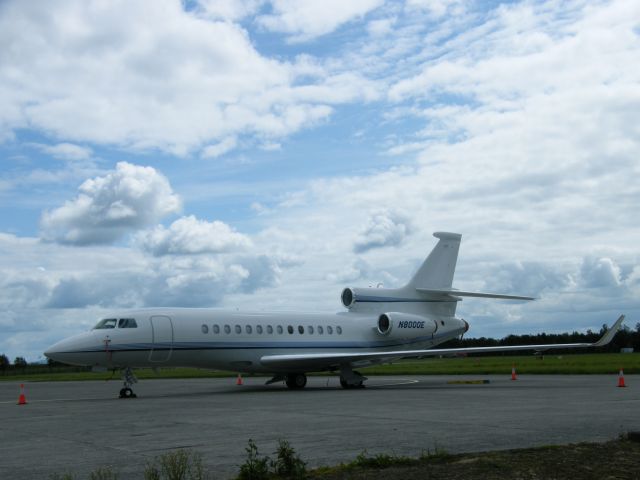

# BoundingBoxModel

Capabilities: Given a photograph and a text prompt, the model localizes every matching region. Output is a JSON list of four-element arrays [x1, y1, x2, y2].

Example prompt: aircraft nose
[[44, 335, 82, 363], [44, 340, 64, 362]]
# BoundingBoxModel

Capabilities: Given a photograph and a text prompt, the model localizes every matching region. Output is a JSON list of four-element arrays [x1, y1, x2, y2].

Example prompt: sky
[[1, 0, 639, 361]]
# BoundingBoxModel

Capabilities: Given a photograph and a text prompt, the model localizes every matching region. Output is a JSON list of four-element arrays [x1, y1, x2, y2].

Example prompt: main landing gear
[[285, 373, 307, 389], [264, 373, 308, 389], [119, 366, 138, 398], [265, 369, 366, 390], [339, 366, 367, 389]]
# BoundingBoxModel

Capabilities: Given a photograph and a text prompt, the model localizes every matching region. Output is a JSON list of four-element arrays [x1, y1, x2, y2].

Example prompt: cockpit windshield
[[93, 318, 138, 329], [93, 318, 117, 329]]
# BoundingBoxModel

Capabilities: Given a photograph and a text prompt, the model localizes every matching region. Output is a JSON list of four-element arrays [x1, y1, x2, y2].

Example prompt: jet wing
[[260, 315, 624, 371]]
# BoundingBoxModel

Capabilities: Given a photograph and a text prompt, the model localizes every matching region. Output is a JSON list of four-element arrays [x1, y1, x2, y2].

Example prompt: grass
[[310, 436, 640, 480], [1, 352, 638, 382], [48, 436, 640, 479], [359, 352, 640, 375]]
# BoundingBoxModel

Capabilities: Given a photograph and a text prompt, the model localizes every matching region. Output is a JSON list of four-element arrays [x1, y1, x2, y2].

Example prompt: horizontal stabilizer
[[416, 288, 535, 301]]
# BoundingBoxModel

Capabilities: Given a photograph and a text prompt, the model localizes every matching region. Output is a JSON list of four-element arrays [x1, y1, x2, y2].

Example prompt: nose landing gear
[[119, 367, 138, 399]]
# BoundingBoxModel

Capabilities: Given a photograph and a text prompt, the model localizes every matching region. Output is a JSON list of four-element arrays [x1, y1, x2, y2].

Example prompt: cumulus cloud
[[353, 209, 413, 253], [138, 215, 252, 256], [40, 162, 181, 245], [201, 137, 238, 159], [257, 0, 383, 42], [480, 261, 571, 298], [195, 0, 263, 21], [0, 231, 287, 323], [580, 257, 622, 288], [36, 142, 93, 161], [0, 0, 349, 155]]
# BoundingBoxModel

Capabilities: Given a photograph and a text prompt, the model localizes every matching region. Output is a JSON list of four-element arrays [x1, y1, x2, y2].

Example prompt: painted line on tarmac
[[0, 397, 108, 404], [447, 379, 491, 385], [369, 378, 420, 388]]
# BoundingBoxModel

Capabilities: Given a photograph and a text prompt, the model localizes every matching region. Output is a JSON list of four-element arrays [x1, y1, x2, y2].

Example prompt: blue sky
[[1, 0, 639, 360]]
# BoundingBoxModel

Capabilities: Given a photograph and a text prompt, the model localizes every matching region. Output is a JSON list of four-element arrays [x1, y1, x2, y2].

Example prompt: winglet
[[593, 315, 625, 347]]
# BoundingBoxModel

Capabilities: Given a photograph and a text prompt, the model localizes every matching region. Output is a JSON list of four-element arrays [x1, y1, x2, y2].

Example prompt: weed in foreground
[[89, 466, 119, 480], [238, 439, 270, 480], [271, 439, 307, 479], [144, 449, 205, 480], [419, 443, 451, 462], [350, 450, 415, 469]]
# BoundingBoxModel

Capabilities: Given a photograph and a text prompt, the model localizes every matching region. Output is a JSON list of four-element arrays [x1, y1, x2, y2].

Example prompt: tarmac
[[0, 374, 638, 478]]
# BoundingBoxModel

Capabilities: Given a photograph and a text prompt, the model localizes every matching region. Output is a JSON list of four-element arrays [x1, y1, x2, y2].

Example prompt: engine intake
[[341, 288, 355, 308]]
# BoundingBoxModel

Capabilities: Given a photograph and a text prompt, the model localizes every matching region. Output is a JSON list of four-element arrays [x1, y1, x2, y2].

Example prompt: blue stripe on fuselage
[[55, 331, 459, 354]]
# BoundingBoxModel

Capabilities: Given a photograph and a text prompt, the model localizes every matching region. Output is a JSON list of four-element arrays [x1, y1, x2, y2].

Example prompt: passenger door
[[149, 315, 173, 362]]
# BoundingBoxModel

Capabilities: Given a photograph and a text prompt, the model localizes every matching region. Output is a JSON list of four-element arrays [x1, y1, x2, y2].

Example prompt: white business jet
[[44, 232, 624, 397]]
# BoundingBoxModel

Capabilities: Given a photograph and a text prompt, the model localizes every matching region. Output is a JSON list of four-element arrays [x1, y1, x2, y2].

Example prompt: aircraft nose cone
[[44, 336, 78, 363], [44, 341, 63, 361]]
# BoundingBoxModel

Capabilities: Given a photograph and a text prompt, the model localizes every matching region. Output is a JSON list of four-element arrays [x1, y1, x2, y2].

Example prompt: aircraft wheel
[[285, 373, 307, 389], [119, 387, 136, 398], [339, 377, 350, 389]]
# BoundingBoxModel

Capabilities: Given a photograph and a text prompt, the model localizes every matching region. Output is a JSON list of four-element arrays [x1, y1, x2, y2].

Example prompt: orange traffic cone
[[17, 384, 27, 405], [511, 364, 517, 381], [236, 374, 243, 386], [617, 368, 626, 388]]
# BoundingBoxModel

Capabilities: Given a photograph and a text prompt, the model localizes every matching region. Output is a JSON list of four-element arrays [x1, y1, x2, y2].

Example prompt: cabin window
[[213, 324, 220, 334], [224, 325, 231, 334], [336, 326, 343, 335], [298, 325, 304, 334], [308, 326, 314, 334], [257, 325, 263, 334], [317, 326, 324, 334], [118, 318, 137, 328], [93, 318, 117, 329], [267, 325, 274, 334], [277, 325, 283, 334], [201, 324, 209, 334], [327, 326, 333, 335], [287, 325, 294, 334], [246, 325, 252, 334], [235, 325, 242, 334]]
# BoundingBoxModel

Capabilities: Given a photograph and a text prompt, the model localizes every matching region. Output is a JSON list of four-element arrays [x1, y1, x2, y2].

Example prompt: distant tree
[[437, 325, 628, 355], [13, 356, 28, 368], [47, 357, 63, 367], [0, 354, 9, 372]]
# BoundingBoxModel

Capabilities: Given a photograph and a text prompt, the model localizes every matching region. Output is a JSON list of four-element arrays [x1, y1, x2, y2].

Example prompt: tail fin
[[406, 232, 461, 289]]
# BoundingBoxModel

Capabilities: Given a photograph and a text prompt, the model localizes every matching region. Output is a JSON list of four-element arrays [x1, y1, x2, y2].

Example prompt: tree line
[[438, 322, 640, 354], [0, 354, 28, 371]]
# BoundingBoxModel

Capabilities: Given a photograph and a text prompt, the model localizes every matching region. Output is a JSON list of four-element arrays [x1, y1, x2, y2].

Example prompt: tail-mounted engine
[[376, 312, 438, 337], [341, 286, 423, 310]]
